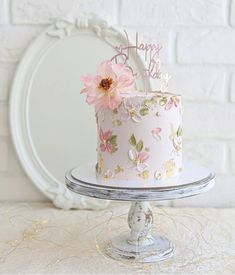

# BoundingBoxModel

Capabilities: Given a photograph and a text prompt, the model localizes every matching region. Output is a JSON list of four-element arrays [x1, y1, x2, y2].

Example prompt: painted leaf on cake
[[159, 97, 167, 106], [109, 135, 117, 145], [177, 126, 183, 137], [139, 107, 149, 116], [129, 134, 137, 146], [136, 140, 144, 152]]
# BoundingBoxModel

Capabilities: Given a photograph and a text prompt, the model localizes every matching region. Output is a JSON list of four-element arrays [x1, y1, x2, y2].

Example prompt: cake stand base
[[106, 233, 174, 263], [105, 201, 174, 263], [66, 163, 215, 263]]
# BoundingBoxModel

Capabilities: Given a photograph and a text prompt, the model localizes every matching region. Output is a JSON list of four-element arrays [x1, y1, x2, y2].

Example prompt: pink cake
[[81, 61, 182, 181], [96, 91, 182, 180]]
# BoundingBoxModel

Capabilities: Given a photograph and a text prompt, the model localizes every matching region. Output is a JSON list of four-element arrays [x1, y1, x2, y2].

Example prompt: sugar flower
[[121, 99, 142, 123], [81, 61, 135, 111], [128, 149, 149, 172], [103, 170, 114, 179], [99, 128, 118, 154]]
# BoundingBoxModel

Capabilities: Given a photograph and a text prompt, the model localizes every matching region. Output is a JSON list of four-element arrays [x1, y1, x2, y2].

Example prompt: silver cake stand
[[65, 162, 215, 263]]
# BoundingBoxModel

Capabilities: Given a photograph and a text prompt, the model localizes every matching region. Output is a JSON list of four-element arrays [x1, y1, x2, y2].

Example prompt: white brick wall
[[120, 0, 227, 27], [167, 66, 227, 101], [0, 26, 42, 63], [177, 29, 235, 64], [11, 0, 118, 24], [184, 140, 227, 174], [0, 0, 8, 24], [230, 73, 235, 102], [0, 0, 234, 207]]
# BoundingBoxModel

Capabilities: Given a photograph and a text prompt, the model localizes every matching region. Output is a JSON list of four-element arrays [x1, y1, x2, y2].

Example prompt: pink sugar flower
[[81, 61, 135, 111]]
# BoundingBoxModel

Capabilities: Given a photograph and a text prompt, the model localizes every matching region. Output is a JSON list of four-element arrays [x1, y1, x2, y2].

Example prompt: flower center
[[99, 78, 113, 92], [130, 109, 137, 116]]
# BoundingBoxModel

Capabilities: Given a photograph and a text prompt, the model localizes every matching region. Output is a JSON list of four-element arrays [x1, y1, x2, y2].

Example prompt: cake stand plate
[[65, 162, 215, 263]]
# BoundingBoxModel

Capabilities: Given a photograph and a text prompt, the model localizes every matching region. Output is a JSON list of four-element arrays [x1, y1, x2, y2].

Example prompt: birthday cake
[[81, 60, 183, 181]]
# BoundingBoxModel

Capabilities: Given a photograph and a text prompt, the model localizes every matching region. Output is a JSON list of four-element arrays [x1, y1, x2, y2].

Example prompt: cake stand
[[65, 162, 215, 263]]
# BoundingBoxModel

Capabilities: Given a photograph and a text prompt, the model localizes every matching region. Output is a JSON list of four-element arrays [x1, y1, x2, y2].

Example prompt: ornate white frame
[[9, 15, 146, 210]]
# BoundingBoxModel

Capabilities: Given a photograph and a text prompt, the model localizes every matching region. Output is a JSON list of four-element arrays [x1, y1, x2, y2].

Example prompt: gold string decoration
[[0, 202, 234, 273]]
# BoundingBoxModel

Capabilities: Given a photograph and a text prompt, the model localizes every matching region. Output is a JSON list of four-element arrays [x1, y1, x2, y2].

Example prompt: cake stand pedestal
[[65, 162, 215, 263]]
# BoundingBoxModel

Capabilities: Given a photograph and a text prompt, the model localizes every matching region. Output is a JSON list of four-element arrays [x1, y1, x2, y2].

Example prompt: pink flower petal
[[100, 143, 106, 152], [81, 74, 93, 82], [103, 130, 112, 141], [152, 128, 161, 134], [138, 152, 149, 163], [98, 60, 116, 79], [165, 98, 173, 110], [152, 128, 162, 140], [106, 143, 113, 153], [107, 91, 122, 109]]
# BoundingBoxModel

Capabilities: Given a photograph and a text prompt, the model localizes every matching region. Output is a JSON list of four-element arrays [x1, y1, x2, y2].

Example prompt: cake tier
[[96, 91, 182, 181]]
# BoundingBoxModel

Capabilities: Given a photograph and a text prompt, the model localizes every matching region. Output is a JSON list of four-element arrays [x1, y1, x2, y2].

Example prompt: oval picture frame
[[9, 15, 147, 210]]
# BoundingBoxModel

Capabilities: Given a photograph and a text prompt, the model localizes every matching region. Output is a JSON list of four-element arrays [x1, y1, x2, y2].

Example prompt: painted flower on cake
[[103, 170, 114, 179], [159, 95, 180, 110], [128, 134, 149, 172], [129, 150, 149, 172], [121, 99, 142, 123], [81, 61, 135, 111], [114, 165, 124, 174], [169, 124, 182, 155], [99, 129, 118, 154], [151, 127, 162, 141], [164, 159, 176, 178], [138, 170, 150, 179], [155, 171, 163, 180], [154, 159, 176, 180], [165, 96, 180, 110]]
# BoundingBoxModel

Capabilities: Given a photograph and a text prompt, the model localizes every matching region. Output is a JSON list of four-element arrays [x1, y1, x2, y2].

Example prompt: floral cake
[[81, 60, 182, 181]]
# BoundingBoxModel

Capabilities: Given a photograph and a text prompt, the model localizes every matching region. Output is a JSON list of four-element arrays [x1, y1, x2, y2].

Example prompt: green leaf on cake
[[129, 134, 136, 146], [111, 147, 118, 153], [136, 140, 144, 152], [159, 97, 167, 106], [109, 135, 117, 145], [177, 127, 182, 137], [143, 99, 153, 107], [139, 107, 149, 116]]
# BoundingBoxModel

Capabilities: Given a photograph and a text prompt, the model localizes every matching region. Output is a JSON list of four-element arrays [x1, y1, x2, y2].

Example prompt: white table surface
[[0, 202, 234, 274]]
